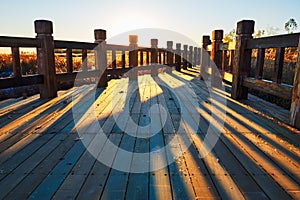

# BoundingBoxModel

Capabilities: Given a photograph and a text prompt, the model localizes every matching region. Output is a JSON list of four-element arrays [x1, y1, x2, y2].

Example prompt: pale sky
[[0, 0, 300, 47]]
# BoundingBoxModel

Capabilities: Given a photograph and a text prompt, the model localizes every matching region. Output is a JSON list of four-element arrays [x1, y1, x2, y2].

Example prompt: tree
[[223, 29, 236, 42], [254, 29, 265, 38], [285, 18, 298, 34]]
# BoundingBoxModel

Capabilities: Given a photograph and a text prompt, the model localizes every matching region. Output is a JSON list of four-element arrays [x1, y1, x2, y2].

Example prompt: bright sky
[[1, 0, 300, 47]]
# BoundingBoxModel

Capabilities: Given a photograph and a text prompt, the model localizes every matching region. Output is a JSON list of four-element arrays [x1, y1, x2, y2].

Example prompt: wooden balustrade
[[1, 19, 300, 128]]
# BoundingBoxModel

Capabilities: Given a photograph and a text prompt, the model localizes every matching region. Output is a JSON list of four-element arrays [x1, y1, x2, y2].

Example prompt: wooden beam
[[11, 47, 22, 78], [35, 20, 57, 98], [242, 77, 292, 99], [255, 48, 265, 79], [0, 75, 43, 89], [246, 33, 300, 49], [0, 36, 39, 47], [272, 47, 285, 83], [54, 40, 96, 50], [290, 37, 300, 129], [231, 20, 255, 100]]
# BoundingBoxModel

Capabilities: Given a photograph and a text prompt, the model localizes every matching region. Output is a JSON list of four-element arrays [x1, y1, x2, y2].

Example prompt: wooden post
[[82, 49, 88, 71], [231, 20, 254, 100], [146, 51, 150, 65], [122, 51, 126, 68], [151, 39, 158, 64], [211, 30, 223, 69], [66, 48, 73, 73], [290, 37, 300, 129], [112, 50, 117, 69], [200, 35, 211, 80], [94, 29, 108, 87], [197, 47, 201, 65], [11, 47, 21, 78], [194, 46, 198, 67], [166, 41, 173, 73], [129, 35, 138, 80], [35, 20, 57, 98], [183, 45, 188, 70], [140, 50, 144, 66], [175, 43, 181, 71], [255, 48, 265, 79], [151, 39, 158, 76], [188, 46, 193, 68], [272, 47, 285, 83]]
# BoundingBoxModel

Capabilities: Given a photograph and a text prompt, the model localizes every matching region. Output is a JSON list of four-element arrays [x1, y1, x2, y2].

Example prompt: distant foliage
[[223, 29, 236, 42], [285, 18, 298, 34]]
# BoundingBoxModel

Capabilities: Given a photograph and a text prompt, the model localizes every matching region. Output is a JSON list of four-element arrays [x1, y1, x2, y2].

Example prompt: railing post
[[272, 47, 285, 83], [82, 49, 88, 71], [122, 51, 126, 68], [255, 48, 265, 79], [11, 47, 21, 78], [183, 45, 188, 70], [35, 20, 57, 98], [188, 46, 193, 68], [66, 48, 73, 73], [231, 20, 254, 99], [112, 50, 117, 69], [175, 43, 181, 72], [94, 29, 108, 87], [200, 35, 211, 80], [151, 39, 158, 76], [166, 41, 173, 73], [140, 50, 144, 66], [211, 30, 223, 69], [197, 47, 201, 66], [290, 37, 300, 129], [194, 47, 198, 67], [146, 51, 150, 65], [129, 35, 138, 80], [151, 39, 158, 64]]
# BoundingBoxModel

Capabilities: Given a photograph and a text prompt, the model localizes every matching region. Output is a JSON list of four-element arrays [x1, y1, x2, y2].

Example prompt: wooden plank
[[272, 47, 285, 83], [246, 33, 300, 49], [0, 36, 39, 47], [148, 79, 173, 200], [28, 80, 125, 199], [242, 77, 293, 99], [290, 37, 300, 129], [0, 84, 115, 198], [222, 130, 296, 199], [160, 73, 245, 199], [0, 75, 44, 89], [76, 134, 122, 200], [54, 40, 96, 50], [100, 134, 135, 200], [255, 48, 265, 79]]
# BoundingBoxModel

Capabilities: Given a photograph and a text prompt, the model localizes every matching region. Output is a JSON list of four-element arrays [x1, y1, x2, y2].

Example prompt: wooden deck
[[0, 69, 299, 200]]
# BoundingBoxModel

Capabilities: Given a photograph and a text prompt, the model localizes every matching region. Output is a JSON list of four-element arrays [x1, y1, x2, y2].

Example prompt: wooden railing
[[1, 19, 300, 129], [201, 20, 300, 128], [0, 20, 201, 96]]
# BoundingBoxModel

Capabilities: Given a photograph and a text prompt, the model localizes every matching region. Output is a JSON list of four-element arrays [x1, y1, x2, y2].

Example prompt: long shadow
[[0, 86, 104, 199], [165, 70, 299, 197]]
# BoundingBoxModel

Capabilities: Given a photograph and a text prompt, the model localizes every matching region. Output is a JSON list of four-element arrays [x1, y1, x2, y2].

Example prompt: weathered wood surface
[[0, 69, 299, 199]]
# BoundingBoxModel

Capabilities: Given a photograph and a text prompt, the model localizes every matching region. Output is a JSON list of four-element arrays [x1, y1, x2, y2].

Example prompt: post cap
[[236, 20, 255, 35], [94, 29, 106, 41], [202, 35, 211, 45], [151, 39, 158, 48], [129, 35, 138, 45], [183, 45, 188, 50], [212, 30, 224, 40], [176, 43, 181, 49], [34, 20, 53, 34], [189, 46, 193, 50], [167, 41, 173, 49]]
